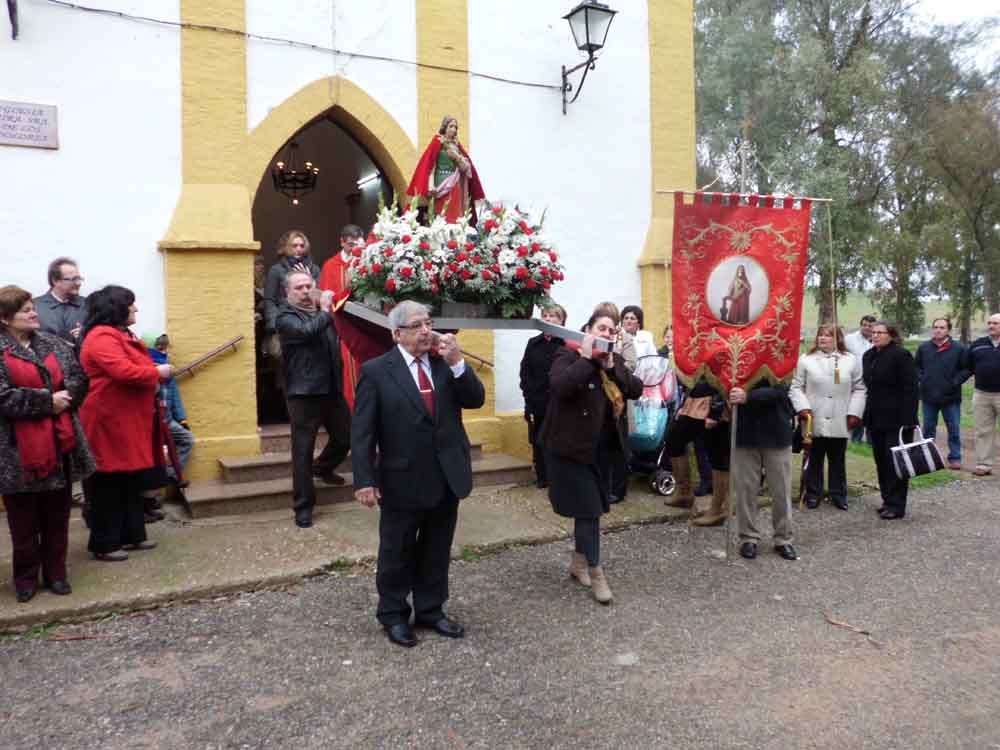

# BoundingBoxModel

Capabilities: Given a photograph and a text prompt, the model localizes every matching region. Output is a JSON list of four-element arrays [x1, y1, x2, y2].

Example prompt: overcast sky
[[913, 0, 999, 68]]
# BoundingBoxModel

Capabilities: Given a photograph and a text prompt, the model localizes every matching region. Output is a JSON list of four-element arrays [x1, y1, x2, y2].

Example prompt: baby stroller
[[627, 354, 678, 496]]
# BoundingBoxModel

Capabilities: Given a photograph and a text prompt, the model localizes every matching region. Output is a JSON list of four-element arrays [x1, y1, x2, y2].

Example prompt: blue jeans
[[922, 401, 961, 462]]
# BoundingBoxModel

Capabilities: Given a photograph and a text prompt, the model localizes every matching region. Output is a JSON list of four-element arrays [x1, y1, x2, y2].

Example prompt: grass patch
[[22, 621, 61, 640], [846, 441, 874, 459], [460, 545, 481, 562], [909, 470, 964, 489], [328, 558, 352, 573]]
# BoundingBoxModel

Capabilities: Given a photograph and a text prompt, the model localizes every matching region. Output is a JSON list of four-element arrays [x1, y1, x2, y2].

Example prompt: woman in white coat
[[790, 325, 867, 510]]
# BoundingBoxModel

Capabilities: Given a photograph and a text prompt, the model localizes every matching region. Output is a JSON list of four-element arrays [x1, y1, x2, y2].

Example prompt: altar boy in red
[[319, 225, 364, 410]]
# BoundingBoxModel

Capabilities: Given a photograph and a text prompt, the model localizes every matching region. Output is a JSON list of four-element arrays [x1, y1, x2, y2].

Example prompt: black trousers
[[870, 428, 909, 515], [574, 517, 600, 567], [376, 494, 459, 626], [86, 471, 147, 554], [286, 394, 351, 512], [804, 436, 848, 503], [666, 415, 731, 471], [527, 409, 548, 484]]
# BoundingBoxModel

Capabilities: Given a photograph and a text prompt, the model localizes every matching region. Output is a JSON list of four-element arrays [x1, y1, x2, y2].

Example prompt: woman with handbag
[[540, 310, 643, 605], [790, 325, 866, 510], [0, 286, 96, 602], [862, 321, 919, 520]]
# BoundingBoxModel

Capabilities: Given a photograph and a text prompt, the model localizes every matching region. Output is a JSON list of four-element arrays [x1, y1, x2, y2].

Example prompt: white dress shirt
[[397, 344, 465, 389]]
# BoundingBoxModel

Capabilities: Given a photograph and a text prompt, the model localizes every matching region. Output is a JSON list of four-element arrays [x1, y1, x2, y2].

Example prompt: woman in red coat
[[79, 286, 173, 561]]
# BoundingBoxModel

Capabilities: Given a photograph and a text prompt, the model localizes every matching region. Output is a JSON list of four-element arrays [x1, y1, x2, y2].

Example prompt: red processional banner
[[671, 192, 812, 395]]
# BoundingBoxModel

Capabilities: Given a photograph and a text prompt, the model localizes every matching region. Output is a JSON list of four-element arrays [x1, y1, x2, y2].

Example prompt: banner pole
[[726, 403, 738, 563]]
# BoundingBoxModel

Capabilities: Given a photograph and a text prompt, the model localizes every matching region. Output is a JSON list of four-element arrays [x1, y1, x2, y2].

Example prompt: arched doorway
[[251, 113, 395, 424]]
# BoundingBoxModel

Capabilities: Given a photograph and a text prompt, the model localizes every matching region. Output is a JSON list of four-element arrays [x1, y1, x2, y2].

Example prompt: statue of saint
[[406, 116, 485, 224]]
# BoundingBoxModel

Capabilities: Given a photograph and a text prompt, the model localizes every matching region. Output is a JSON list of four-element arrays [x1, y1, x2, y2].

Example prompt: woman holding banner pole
[[862, 321, 919, 520]]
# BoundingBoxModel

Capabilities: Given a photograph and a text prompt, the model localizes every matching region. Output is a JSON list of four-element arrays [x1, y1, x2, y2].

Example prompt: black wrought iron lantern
[[561, 1, 618, 115], [271, 141, 320, 206]]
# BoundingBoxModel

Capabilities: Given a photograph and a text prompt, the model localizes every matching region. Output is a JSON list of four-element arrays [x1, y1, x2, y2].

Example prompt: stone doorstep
[[187, 452, 534, 518], [219, 443, 485, 484]]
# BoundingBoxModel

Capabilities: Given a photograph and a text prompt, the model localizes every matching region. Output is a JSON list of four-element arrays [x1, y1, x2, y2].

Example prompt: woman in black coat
[[518, 304, 566, 488], [540, 311, 643, 605], [862, 321, 919, 520]]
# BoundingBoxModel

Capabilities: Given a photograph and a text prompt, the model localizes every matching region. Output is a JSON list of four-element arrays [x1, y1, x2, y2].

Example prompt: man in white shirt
[[844, 315, 876, 442]]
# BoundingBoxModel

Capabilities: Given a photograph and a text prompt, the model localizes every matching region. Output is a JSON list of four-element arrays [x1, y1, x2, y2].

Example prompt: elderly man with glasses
[[33, 257, 87, 345], [352, 300, 485, 648]]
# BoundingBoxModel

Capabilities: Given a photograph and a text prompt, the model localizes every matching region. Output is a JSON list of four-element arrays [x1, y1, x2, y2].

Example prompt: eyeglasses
[[871, 330, 888, 336], [398, 319, 434, 331], [60, 276, 84, 284]]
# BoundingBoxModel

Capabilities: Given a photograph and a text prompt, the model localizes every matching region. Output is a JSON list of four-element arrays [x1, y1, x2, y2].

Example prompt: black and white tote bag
[[890, 426, 945, 480]]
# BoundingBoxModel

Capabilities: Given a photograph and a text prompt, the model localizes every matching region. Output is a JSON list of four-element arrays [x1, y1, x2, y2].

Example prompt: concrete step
[[187, 452, 533, 518], [258, 423, 321, 454], [220, 443, 485, 484]]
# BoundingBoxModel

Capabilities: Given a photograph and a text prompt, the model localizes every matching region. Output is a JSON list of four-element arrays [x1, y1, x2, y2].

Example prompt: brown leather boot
[[589, 566, 613, 604], [569, 552, 592, 587], [664, 455, 694, 508], [692, 470, 729, 526]]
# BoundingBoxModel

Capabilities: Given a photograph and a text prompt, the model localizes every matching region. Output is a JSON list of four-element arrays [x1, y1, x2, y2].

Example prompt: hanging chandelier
[[271, 141, 319, 206]]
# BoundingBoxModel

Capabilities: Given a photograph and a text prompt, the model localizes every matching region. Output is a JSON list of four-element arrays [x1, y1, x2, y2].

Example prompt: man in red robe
[[319, 224, 364, 410]]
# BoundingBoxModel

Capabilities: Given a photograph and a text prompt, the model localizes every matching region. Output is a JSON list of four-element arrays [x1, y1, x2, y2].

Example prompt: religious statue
[[721, 264, 752, 325], [406, 116, 485, 224]]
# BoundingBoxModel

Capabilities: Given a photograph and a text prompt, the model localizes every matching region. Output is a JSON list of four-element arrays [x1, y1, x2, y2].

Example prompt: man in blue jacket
[[968, 314, 1000, 476], [915, 318, 970, 470]]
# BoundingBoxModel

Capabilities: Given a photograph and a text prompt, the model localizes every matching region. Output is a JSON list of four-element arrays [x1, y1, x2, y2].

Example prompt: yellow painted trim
[[246, 76, 417, 201], [639, 0, 696, 343], [159, 242, 261, 251]]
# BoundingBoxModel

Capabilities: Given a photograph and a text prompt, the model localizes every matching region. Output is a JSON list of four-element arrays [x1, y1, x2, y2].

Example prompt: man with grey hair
[[352, 300, 485, 648], [276, 271, 351, 528]]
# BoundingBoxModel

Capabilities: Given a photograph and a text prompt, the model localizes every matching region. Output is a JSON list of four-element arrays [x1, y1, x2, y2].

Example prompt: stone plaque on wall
[[0, 100, 59, 149]]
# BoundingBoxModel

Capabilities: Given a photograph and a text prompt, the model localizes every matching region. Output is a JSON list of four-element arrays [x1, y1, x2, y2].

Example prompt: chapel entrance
[[252, 111, 394, 424]]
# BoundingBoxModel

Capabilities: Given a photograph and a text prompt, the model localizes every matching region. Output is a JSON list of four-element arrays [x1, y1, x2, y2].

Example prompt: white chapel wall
[[469, 0, 652, 411], [0, 0, 181, 339]]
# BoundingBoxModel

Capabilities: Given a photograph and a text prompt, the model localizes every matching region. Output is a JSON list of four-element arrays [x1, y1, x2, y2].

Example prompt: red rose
[[384, 248, 394, 257], [449, 262, 459, 272], [461, 270, 473, 280], [515, 267, 528, 279], [481, 270, 492, 280], [531, 243, 541, 252], [542, 279, 551, 289], [484, 219, 497, 231], [372, 263, 382, 273], [492, 206, 503, 215], [385, 279, 396, 293], [492, 248, 500, 257], [358, 266, 368, 275], [525, 278, 537, 289], [456, 252, 468, 262], [519, 221, 529, 231], [351, 247, 362, 257], [401, 267, 413, 278], [402, 235, 412, 244], [491, 263, 501, 273], [465, 242, 475, 251], [539, 267, 550, 277], [423, 261, 434, 270], [447, 240, 459, 249], [471, 255, 482, 264], [517, 246, 529, 257], [549, 251, 558, 262], [419, 241, 430, 251], [524, 228, 534, 236], [366, 236, 379, 246]]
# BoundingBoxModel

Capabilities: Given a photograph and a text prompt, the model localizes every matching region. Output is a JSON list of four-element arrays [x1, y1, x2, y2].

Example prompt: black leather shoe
[[832, 497, 849, 511], [294, 509, 314, 528], [317, 472, 346, 486], [415, 616, 465, 639], [16, 588, 36, 603], [739, 541, 758, 560], [536, 479, 549, 489], [384, 623, 417, 648], [876, 505, 887, 514], [48, 580, 72, 596], [607, 494, 622, 504], [805, 496, 820, 509], [774, 544, 798, 560], [879, 509, 904, 520]]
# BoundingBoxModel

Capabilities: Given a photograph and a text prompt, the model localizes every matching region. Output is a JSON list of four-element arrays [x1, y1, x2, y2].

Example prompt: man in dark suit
[[352, 300, 485, 648]]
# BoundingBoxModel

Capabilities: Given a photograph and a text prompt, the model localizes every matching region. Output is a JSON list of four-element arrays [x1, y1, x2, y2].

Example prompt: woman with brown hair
[[0, 286, 95, 601], [262, 230, 321, 336], [540, 310, 643, 605], [790, 324, 866, 510], [862, 321, 919, 520]]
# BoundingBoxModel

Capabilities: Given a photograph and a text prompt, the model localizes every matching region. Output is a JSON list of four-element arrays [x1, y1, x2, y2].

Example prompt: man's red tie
[[415, 359, 435, 417]]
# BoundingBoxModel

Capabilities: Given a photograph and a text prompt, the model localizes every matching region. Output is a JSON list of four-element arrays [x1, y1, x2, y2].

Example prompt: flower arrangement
[[348, 203, 564, 318]]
